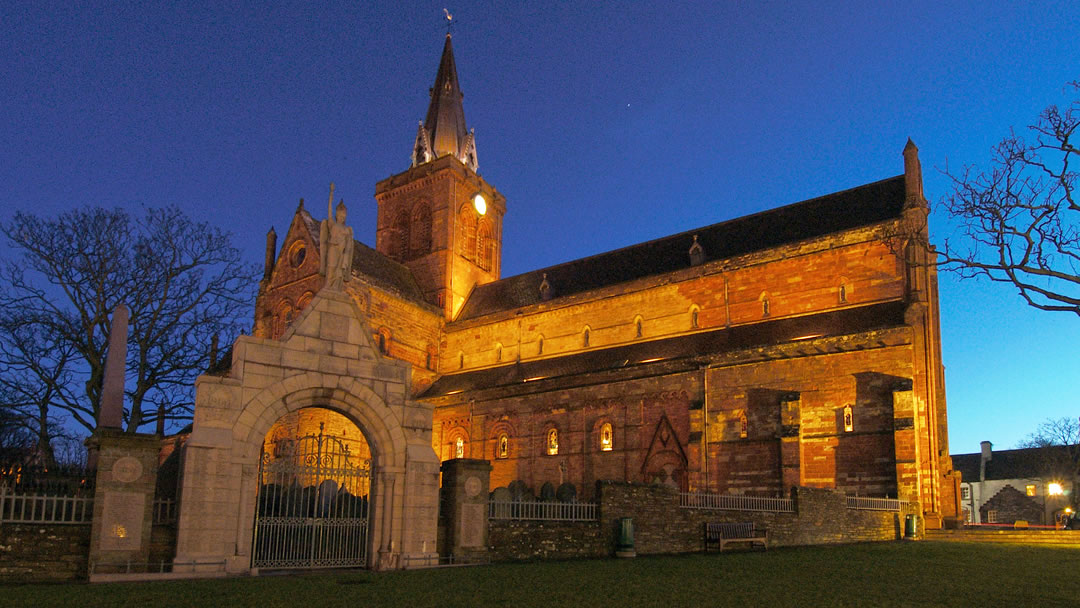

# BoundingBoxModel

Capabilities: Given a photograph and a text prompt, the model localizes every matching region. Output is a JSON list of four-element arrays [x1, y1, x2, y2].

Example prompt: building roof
[[297, 206, 430, 307], [455, 175, 907, 321], [953, 445, 1079, 483], [423, 300, 906, 399], [423, 34, 469, 162], [350, 239, 429, 306]]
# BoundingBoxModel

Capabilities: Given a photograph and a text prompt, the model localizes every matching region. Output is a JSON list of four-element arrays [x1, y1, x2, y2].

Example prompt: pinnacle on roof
[[412, 34, 477, 171]]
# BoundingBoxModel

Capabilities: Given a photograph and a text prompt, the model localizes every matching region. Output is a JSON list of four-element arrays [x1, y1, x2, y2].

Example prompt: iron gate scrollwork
[[252, 424, 372, 569]]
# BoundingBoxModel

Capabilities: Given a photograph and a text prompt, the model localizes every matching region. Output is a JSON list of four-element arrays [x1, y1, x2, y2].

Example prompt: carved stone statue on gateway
[[319, 183, 353, 291]]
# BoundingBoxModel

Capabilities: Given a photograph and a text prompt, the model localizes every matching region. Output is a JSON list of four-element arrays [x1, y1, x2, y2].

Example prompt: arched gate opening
[[252, 407, 373, 569]]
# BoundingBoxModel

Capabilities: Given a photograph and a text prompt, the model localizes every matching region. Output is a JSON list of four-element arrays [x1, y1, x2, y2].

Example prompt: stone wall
[[0, 524, 91, 582], [488, 482, 918, 561]]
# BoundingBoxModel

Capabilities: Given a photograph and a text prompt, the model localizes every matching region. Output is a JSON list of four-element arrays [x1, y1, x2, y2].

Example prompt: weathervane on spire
[[443, 8, 454, 35]]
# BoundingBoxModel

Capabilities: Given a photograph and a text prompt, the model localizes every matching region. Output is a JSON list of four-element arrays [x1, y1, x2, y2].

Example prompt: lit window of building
[[497, 434, 509, 459], [843, 405, 854, 433], [961, 486, 971, 500], [1026, 484, 1037, 497], [987, 510, 998, 523], [454, 436, 464, 459], [547, 428, 559, 455], [600, 423, 613, 451]]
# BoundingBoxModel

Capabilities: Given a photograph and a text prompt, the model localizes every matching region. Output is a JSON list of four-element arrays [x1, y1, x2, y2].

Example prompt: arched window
[[690, 305, 700, 329], [843, 405, 854, 433], [583, 328, 591, 348], [600, 423, 613, 451], [739, 411, 748, 439], [377, 329, 390, 355], [839, 283, 848, 303], [459, 352, 465, 370], [458, 207, 478, 261], [425, 345, 437, 371], [537, 335, 544, 356], [496, 433, 509, 459], [762, 298, 770, 317], [546, 428, 559, 455], [410, 203, 432, 257], [477, 222, 494, 271], [454, 436, 465, 459], [392, 210, 410, 261], [495, 343, 502, 363], [634, 316, 643, 339]]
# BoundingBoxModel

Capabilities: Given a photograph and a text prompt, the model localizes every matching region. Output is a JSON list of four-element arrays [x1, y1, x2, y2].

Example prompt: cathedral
[[251, 35, 959, 525]]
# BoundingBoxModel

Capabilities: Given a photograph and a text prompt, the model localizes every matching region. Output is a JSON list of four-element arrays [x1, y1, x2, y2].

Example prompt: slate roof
[[952, 445, 1079, 483], [297, 207, 429, 307], [456, 175, 907, 321], [422, 300, 906, 398], [350, 240, 429, 306]]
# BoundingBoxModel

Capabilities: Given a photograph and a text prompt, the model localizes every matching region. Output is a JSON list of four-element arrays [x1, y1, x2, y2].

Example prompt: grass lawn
[[3, 541, 1079, 607]]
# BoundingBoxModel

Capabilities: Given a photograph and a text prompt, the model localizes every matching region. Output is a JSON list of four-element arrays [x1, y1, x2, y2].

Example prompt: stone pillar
[[779, 393, 802, 490], [892, 387, 921, 504], [86, 429, 160, 576], [439, 458, 491, 563]]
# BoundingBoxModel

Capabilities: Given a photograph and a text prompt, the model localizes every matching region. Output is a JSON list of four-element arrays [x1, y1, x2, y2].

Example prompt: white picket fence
[[0, 487, 94, 524], [488, 499, 598, 521], [679, 492, 795, 513]]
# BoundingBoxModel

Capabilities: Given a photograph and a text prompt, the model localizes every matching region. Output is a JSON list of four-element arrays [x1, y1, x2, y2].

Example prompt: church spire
[[413, 34, 477, 171]]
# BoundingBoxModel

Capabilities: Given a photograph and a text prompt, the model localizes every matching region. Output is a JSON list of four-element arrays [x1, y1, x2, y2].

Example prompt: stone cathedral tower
[[374, 34, 506, 319]]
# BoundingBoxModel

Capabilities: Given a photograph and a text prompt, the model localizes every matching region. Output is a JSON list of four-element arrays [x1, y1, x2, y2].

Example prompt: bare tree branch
[[0, 205, 257, 438], [938, 80, 1080, 315]]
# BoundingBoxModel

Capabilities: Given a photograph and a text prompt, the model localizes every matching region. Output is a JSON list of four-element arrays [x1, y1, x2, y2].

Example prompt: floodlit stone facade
[[248, 33, 959, 541]]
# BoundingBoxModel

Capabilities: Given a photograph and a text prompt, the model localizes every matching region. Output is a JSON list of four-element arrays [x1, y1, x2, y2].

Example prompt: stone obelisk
[[99, 303, 129, 429]]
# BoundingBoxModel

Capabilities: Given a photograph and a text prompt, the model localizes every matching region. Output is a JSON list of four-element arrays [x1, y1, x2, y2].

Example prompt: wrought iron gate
[[252, 426, 372, 569]]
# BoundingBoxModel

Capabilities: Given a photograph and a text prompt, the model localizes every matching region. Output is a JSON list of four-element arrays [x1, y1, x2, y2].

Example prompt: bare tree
[[1018, 416, 1080, 509], [939, 80, 1079, 315], [0, 205, 257, 436]]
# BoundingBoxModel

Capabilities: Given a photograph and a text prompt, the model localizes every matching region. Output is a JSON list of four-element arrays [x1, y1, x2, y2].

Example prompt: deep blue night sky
[[2, 1, 1078, 451]]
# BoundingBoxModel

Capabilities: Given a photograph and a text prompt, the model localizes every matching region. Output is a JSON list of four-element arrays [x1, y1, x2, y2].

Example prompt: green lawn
[[4, 542, 1079, 607]]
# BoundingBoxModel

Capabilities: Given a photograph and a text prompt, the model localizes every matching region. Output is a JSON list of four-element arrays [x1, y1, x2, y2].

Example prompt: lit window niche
[[547, 428, 559, 455], [600, 423, 613, 451], [454, 436, 464, 459], [843, 405, 854, 433], [839, 283, 848, 303], [583, 328, 590, 348], [1026, 484, 1037, 497], [497, 434, 509, 459], [739, 412, 748, 439]]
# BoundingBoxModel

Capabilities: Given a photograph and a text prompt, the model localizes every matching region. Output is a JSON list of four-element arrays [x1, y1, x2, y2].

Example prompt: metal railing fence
[[0, 486, 94, 524], [679, 492, 795, 513], [845, 496, 906, 511], [488, 499, 598, 521]]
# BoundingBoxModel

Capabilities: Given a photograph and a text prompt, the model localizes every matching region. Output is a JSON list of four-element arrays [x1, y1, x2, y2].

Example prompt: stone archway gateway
[[173, 289, 440, 574], [252, 409, 373, 569]]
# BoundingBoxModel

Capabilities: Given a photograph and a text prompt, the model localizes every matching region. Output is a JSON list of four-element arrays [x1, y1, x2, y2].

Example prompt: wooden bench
[[704, 522, 768, 552]]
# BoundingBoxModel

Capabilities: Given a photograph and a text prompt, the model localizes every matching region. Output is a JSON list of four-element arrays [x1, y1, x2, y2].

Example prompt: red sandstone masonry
[[488, 482, 918, 561]]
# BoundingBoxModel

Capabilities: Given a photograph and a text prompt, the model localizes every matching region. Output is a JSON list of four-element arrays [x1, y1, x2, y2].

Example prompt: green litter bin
[[616, 517, 636, 557]]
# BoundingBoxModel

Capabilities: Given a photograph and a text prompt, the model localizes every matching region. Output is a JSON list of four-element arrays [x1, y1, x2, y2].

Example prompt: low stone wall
[[488, 483, 919, 561], [0, 523, 91, 582], [488, 520, 605, 561]]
